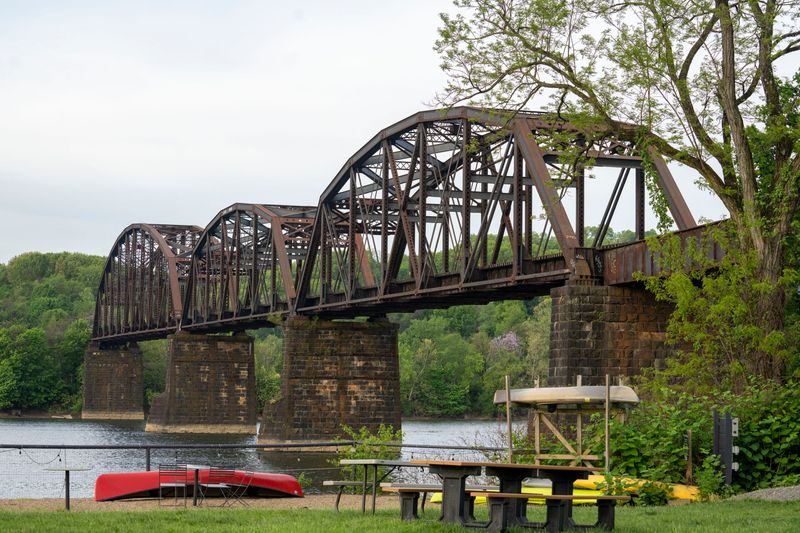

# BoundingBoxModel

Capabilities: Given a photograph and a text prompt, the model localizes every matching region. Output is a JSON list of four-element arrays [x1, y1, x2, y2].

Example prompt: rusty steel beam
[[602, 222, 723, 285], [512, 118, 580, 266], [92, 224, 202, 342], [646, 147, 697, 230], [92, 106, 711, 342], [180, 203, 315, 330]]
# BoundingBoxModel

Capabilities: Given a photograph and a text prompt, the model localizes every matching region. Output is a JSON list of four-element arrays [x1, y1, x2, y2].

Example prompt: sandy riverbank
[[0, 494, 400, 512]]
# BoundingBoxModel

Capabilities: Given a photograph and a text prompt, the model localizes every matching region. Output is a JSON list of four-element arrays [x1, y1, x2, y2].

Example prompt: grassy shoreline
[[0, 499, 798, 532]]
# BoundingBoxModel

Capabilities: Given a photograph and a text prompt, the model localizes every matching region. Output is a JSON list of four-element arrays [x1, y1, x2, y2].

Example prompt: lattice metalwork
[[93, 224, 202, 342], [181, 204, 315, 331], [92, 107, 699, 342], [293, 107, 695, 317]]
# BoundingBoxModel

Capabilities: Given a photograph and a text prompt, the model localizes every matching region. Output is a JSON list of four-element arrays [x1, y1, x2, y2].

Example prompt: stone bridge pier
[[258, 317, 401, 448], [548, 282, 674, 386], [146, 332, 257, 433], [82, 343, 145, 420]]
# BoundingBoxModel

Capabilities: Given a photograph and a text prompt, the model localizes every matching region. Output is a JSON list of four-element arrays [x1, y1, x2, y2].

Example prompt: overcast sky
[[0, 0, 745, 263]]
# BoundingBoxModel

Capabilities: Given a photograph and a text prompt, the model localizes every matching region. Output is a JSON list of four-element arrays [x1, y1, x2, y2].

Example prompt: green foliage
[[695, 454, 726, 501], [396, 293, 552, 417], [640, 222, 797, 390], [399, 316, 480, 416], [0, 326, 61, 409], [296, 472, 312, 491], [636, 480, 672, 506], [593, 472, 636, 497], [584, 390, 710, 485], [591, 381, 800, 493], [337, 424, 403, 460], [55, 320, 90, 396], [253, 333, 283, 412], [334, 424, 403, 491], [0, 252, 104, 411], [139, 340, 168, 411]]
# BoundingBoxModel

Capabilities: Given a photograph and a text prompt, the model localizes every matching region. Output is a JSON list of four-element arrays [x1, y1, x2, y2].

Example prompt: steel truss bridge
[[93, 107, 716, 346]]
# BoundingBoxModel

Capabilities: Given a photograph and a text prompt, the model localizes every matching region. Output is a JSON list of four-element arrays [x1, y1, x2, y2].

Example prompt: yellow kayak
[[429, 486, 603, 505], [574, 475, 699, 501], [428, 476, 699, 505]]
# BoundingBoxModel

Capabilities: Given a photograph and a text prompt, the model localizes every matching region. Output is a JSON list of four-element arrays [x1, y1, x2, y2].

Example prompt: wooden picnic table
[[338, 459, 422, 514], [409, 459, 602, 528]]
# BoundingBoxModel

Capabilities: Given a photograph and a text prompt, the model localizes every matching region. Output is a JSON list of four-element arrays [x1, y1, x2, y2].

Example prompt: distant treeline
[[0, 252, 103, 411]]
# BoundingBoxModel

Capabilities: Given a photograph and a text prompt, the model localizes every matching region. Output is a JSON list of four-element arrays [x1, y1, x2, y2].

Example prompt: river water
[[0, 418, 525, 499]]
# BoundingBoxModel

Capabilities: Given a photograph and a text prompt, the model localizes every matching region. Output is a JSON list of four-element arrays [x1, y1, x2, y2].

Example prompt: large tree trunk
[[748, 226, 787, 382]]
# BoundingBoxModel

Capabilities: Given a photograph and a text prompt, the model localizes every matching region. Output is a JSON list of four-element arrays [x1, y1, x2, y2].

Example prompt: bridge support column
[[146, 332, 256, 433], [258, 317, 401, 449], [549, 283, 674, 386], [82, 343, 144, 420]]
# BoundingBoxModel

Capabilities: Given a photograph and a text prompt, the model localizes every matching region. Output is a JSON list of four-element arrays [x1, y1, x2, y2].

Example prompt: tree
[[436, 0, 800, 380], [0, 326, 61, 409], [398, 316, 484, 416]]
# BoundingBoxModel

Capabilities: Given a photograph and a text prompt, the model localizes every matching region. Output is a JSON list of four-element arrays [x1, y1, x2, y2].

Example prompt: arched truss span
[[181, 203, 315, 331], [92, 224, 203, 342], [294, 107, 696, 316]]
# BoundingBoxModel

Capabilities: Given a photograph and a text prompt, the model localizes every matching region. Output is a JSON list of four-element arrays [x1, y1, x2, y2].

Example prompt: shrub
[[332, 424, 403, 493], [588, 381, 800, 493]]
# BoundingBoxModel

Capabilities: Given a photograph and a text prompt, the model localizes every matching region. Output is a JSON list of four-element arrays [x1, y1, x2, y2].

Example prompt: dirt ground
[[0, 494, 400, 512]]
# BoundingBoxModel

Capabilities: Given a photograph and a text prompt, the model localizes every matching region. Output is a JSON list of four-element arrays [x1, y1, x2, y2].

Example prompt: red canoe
[[95, 469, 303, 501]]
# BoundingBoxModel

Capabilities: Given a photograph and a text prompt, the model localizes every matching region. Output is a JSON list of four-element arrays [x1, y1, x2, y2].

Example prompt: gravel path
[[731, 485, 800, 502], [0, 494, 399, 512]]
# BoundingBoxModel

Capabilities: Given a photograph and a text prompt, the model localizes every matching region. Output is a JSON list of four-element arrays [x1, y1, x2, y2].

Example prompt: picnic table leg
[[596, 499, 616, 530], [486, 467, 532, 525], [371, 464, 378, 514], [193, 469, 199, 507], [361, 465, 368, 513], [427, 465, 481, 525], [545, 498, 566, 533], [550, 474, 580, 528], [335, 486, 344, 512], [398, 492, 420, 520]]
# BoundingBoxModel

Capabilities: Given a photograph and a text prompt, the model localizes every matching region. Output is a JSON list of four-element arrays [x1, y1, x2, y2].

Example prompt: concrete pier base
[[146, 332, 256, 433], [82, 343, 144, 420], [258, 317, 401, 448], [549, 283, 674, 386]]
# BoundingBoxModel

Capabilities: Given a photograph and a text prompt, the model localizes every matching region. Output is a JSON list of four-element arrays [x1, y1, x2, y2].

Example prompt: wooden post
[[604, 374, 611, 473], [686, 429, 693, 484], [533, 375, 539, 463], [505, 375, 513, 462], [534, 411, 540, 464]]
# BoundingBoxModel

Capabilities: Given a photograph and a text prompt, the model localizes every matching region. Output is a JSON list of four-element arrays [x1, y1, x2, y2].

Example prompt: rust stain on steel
[[91, 107, 719, 345]]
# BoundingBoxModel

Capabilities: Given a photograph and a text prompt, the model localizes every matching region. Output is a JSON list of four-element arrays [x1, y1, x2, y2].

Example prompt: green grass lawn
[[1, 500, 799, 532]]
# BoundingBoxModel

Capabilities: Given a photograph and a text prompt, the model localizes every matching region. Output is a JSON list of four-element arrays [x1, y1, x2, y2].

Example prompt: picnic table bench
[[380, 482, 498, 520], [324, 459, 423, 513], [469, 491, 630, 532]]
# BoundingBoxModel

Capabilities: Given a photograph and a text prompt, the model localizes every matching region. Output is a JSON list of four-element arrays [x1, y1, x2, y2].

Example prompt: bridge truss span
[[293, 107, 696, 317], [92, 224, 202, 344], [180, 203, 316, 332], [90, 107, 704, 343]]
